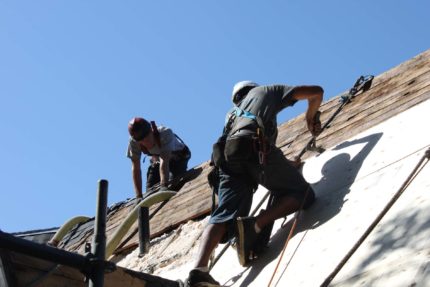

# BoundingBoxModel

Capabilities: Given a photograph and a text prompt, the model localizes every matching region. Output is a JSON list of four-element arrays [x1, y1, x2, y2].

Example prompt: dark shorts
[[209, 146, 313, 237]]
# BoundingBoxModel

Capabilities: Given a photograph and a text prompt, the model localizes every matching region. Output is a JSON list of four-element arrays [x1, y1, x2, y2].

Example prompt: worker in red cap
[[127, 117, 191, 198]]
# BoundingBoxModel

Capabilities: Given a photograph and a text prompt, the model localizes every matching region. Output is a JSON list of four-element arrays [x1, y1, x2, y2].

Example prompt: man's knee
[[146, 163, 160, 189], [302, 186, 315, 209], [271, 185, 315, 210]]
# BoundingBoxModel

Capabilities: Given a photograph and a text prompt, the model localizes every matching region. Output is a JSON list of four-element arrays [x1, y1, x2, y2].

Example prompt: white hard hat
[[231, 81, 258, 105]]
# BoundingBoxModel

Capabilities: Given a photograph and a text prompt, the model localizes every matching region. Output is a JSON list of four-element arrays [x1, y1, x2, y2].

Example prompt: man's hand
[[289, 156, 302, 168], [307, 111, 322, 136], [292, 86, 324, 136], [159, 151, 171, 188]]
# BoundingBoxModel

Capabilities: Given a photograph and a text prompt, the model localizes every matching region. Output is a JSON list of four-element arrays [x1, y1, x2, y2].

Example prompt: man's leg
[[194, 223, 227, 268], [146, 161, 160, 192], [254, 195, 300, 229], [236, 148, 314, 261], [169, 157, 189, 179], [186, 224, 225, 286], [188, 166, 253, 285], [256, 147, 313, 229]]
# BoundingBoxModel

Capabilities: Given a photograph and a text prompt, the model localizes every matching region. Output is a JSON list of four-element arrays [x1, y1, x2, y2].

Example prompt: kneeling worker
[[127, 117, 191, 198]]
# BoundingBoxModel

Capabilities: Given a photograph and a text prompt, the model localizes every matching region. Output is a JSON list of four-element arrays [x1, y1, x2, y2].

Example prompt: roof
[[12, 228, 58, 245], [57, 48, 430, 286]]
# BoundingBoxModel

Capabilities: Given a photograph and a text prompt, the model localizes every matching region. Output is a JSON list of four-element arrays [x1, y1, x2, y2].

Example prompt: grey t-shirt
[[229, 85, 297, 143], [126, 126, 185, 161]]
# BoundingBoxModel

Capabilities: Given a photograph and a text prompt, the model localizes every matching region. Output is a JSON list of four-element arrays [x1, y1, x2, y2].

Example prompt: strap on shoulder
[[229, 107, 265, 136], [150, 121, 162, 148]]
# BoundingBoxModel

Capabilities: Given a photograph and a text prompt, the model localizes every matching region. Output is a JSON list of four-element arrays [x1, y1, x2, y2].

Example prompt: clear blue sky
[[1, 1, 429, 233]]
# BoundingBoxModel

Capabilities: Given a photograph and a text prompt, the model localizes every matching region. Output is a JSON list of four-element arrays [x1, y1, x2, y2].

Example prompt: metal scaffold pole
[[89, 179, 109, 287]]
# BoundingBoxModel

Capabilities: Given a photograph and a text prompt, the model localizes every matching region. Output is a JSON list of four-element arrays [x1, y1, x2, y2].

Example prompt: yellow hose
[[105, 190, 176, 259], [48, 216, 90, 247]]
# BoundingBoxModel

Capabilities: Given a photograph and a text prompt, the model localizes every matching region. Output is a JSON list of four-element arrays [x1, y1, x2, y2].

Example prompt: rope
[[267, 187, 311, 287], [297, 75, 374, 159], [320, 147, 430, 287]]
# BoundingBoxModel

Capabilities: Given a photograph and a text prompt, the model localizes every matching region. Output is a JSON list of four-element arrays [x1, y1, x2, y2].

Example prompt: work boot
[[186, 269, 220, 287], [236, 216, 259, 266], [253, 221, 273, 256]]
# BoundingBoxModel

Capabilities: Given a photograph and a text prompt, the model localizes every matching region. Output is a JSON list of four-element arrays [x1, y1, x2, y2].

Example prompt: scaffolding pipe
[[0, 230, 88, 272], [89, 179, 108, 287], [138, 206, 150, 256]]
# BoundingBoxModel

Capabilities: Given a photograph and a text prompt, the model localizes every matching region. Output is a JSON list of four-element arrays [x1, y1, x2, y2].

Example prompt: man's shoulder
[[244, 84, 293, 98], [157, 125, 183, 148], [157, 125, 171, 133], [127, 137, 142, 159], [261, 84, 294, 92]]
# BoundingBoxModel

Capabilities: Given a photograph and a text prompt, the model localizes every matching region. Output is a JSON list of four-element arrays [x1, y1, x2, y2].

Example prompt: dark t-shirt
[[229, 85, 297, 144]]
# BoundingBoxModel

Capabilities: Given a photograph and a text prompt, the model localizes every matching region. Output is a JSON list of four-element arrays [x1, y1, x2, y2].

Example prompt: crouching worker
[[186, 81, 323, 286], [127, 117, 191, 198]]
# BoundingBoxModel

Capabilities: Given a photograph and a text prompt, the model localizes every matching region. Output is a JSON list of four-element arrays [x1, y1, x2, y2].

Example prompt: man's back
[[231, 85, 297, 142]]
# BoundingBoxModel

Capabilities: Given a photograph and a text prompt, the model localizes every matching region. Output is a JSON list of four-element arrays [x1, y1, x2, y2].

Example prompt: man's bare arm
[[292, 85, 324, 135], [131, 159, 143, 198], [159, 151, 172, 187]]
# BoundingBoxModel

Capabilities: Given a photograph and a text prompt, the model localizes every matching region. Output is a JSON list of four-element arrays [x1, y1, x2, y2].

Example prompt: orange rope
[[267, 210, 301, 287], [267, 187, 310, 287]]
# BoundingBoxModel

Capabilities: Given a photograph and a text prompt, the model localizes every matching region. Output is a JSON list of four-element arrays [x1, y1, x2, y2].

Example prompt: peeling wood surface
[[59, 48, 430, 257]]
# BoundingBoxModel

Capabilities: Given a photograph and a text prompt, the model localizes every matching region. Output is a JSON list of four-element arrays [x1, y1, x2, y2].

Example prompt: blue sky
[[1, 1, 429, 232]]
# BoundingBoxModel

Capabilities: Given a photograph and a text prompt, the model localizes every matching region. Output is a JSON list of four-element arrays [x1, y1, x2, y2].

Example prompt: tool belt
[[212, 135, 227, 168], [224, 137, 258, 163], [212, 134, 269, 168]]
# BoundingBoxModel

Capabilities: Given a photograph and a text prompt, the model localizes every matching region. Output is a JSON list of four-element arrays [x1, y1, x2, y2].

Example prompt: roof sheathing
[[205, 99, 430, 286], [59, 48, 430, 270]]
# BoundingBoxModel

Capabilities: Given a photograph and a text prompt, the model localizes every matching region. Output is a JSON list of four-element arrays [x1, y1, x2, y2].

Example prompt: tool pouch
[[212, 135, 227, 168], [224, 137, 257, 163], [207, 166, 220, 191]]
